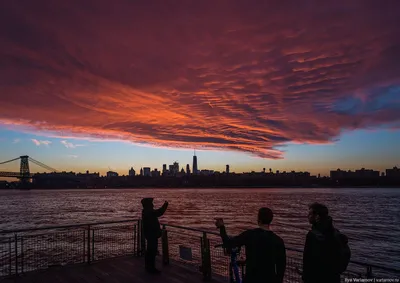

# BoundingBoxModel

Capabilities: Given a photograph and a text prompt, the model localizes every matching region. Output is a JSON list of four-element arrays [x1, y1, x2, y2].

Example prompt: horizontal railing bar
[[162, 223, 220, 236], [0, 219, 139, 234]]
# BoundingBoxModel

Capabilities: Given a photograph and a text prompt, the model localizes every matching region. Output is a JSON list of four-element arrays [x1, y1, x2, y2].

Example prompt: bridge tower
[[20, 155, 30, 181]]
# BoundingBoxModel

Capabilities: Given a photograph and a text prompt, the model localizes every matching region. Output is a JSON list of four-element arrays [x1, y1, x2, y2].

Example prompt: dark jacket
[[219, 226, 286, 283], [142, 202, 168, 239], [302, 216, 343, 283]]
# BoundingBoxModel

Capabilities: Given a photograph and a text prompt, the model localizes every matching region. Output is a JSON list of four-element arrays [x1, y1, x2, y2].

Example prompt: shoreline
[[1, 186, 399, 190]]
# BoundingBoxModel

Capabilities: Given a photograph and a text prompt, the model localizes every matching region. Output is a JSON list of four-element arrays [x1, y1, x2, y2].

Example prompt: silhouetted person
[[302, 203, 350, 283], [141, 198, 168, 274], [215, 207, 286, 283]]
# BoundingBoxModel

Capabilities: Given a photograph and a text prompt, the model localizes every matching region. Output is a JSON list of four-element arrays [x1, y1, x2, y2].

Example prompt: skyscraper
[[226, 165, 230, 174], [186, 164, 191, 175], [143, 167, 151, 177], [192, 150, 198, 175], [173, 162, 179, 175]]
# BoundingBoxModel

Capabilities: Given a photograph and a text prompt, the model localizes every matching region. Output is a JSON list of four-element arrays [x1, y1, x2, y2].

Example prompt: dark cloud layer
[[1, 0, 400, 158]]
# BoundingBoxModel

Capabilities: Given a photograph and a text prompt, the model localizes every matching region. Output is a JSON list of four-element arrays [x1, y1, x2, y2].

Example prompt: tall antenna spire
[[194, 149, 196, 156]]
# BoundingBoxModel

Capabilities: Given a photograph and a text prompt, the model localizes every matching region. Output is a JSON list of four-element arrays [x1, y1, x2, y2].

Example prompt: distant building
[[186, 164, 191, 175], [167, 162, 179, 176], [129, 167, 135, 177], [140, 168, 143, 176], [354, 168, 379, 178], [192, 151, 198, 175], [330, 169, 346, 179], [77, 170, 100, 179], [151, 169, 160, 177], [331, 168, 379, 179], [200, 169, 214, 176], [386, 167, 400, 178], [173, 162, 179, 175], [143, 167, 151, 177], [162, 164, 167, 174], [226, 165, 230, 174], [106, 171, 118, 178]]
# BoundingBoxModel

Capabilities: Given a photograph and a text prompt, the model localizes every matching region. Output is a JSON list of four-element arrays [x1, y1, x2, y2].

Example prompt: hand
[[215, 218, 224, 228]]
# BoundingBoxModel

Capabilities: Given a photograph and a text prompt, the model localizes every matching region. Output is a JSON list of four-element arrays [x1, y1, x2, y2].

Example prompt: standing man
[[215, 207, 286, 283], [141, 198, 168, 274], [302, 203, 350, 283]]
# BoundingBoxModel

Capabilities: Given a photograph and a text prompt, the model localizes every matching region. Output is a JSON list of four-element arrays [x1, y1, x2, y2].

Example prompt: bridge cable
[[28, 157, 58, 172], [0, 157, 21, 165]]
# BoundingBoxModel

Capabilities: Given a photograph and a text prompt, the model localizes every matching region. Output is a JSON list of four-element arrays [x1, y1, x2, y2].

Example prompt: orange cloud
[[0, 1, 400, 158]]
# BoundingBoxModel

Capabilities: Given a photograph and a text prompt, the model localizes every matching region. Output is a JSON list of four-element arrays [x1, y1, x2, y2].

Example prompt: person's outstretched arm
[[276, 238, 287, 283], [219, 224, 249, 248], [154, 201, 168, 217]]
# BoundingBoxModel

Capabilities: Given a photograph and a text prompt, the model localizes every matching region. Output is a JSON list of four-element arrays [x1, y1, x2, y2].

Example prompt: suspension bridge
[[0, 155, 58, 180]]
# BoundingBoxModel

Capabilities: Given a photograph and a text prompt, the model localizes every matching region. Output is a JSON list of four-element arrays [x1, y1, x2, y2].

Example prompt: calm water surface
[[0, 188, 399, 269]]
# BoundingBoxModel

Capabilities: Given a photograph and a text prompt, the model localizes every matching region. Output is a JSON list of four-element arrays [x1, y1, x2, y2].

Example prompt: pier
[[0, 220, 399, 282], [0, 256, 212, 283]]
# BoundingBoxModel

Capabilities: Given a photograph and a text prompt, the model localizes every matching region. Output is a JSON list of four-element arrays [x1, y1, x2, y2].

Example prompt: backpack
[[311, 229, 351, 274], [334, 230, 351, 273]]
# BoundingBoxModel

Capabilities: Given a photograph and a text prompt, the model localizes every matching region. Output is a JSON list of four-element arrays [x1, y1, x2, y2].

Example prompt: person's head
[[258, 207, 273, 226], [308, 202, 329, 225], [141, 198, 154, 210]]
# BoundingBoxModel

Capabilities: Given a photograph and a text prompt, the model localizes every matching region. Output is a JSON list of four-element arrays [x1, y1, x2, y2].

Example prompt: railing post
[[140, 220, 146, 257], [162, 225, 169, 265], [87, 225, 91, 264], [133, 224, 137, 256], [92, 229, 95, 262], [8, 238, 12, 276], [366, 265, 373, 278], [21, 237, 24, 274], [14, 234, 18, 276], [136, 220, 141, 257], [201, 232, 212, 281], [82, 230, 86, 263]]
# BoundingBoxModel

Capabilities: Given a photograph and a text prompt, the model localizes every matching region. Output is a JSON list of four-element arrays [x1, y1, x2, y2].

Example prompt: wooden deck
[[0, 257, 224, 283]]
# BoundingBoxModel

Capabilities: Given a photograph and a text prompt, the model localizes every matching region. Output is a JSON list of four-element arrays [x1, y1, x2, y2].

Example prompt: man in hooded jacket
[[141, 198, 168, 274], [302, 202, 350, 283]]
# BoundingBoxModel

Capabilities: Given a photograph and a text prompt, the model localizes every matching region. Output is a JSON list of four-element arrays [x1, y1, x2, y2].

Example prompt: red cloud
[[1, 0, 399, 158]]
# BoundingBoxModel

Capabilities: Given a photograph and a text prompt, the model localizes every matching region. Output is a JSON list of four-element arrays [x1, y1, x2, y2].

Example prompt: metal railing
[[158, 223, 400, 282], [1, 220, 400, 282], [0, 220, 140, 277]]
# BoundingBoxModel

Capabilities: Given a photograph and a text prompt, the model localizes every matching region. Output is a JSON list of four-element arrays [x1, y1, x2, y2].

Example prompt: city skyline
[[0, 127, 399, 179], [1, 1, 400, 179]]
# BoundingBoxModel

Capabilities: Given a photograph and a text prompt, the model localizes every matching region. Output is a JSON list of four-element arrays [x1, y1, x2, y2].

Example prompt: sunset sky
[[1, 1, 399, 177]]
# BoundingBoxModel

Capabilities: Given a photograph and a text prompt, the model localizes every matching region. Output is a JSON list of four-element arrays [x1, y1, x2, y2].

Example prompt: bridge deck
[[0, 257, 223, 283]]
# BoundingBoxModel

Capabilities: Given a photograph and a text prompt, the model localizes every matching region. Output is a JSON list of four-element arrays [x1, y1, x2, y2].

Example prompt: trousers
[[145, 237, 158, 270]]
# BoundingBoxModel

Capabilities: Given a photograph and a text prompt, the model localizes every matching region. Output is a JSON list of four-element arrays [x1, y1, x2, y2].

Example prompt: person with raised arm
[[141, 198, 168, 274], [215, 207, 286, 283]]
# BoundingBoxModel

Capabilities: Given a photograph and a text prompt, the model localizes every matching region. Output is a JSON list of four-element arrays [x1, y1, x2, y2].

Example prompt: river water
[[0, 188, 399, 271]]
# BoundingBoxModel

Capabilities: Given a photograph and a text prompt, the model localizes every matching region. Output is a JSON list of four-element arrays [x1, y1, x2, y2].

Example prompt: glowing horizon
[[0, 1, 399, 178]]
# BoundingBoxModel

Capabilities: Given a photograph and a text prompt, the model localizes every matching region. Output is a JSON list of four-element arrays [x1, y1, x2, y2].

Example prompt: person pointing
[[141, 198, 169, 274]]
